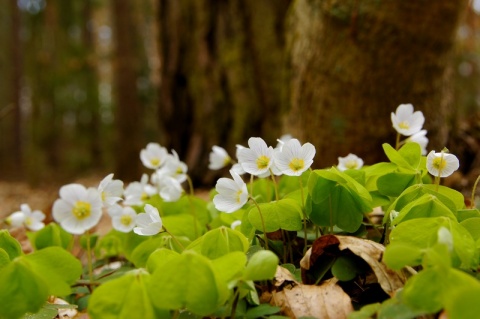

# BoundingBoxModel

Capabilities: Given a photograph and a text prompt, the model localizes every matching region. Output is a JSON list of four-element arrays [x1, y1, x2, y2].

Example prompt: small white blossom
[[437, 226, 453, 252], [213, 170, 248, 213], [209, 146, 231, 170], [133, 204, 163, 236], [426, 150, 459, 178], [391, 104, 425, 136], [107, 204, 136, 233], [98, 173, 124, 207], [52, 184, 103, 235], [406, 130, 428, 155], [275, 134, 293, 151], [140, 143, 169, 170], [124, 174, 157, 206], [156, 150, 188, 183], [159, 177, 184, 202], [337, 153, 364, 171], [274, 139, 316, 176], [6, 204, 45, 231], [237, 137, 274, 176]]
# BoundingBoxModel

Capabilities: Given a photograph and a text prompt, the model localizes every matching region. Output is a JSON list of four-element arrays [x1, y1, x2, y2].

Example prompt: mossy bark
[[286, 0, 468, 167]]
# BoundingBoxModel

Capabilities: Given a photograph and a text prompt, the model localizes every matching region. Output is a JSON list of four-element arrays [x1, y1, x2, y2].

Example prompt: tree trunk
[[111, 0, 143, 181], [157, 0, 291, 184], [10, 0, 22, 171], [286, 0, 468, 167]]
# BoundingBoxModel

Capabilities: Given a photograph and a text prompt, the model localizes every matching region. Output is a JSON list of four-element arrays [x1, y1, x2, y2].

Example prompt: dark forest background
[[1, 0, 480, 189]]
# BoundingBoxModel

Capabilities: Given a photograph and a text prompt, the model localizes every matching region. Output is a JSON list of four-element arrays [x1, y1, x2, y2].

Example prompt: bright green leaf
[[397, 142, 422, 169], [32, 223, 73, 250], [22, 247, 82, 296], [248, 199, 303, 233], [148, 251, 227, 316], [187, 227, 249, 260], [383, 243, 423, 270], [89, 269, 167, 319], [0, 261, 49, 319], [0, 248, 10, 269], [243, 250, 279, 281], [0, 230, 23, 260], [460, 217, 480, 241], [146, 248, 179, 273], [382, 143, 413, 169], [211, 251, 247, 285], [377, 172, 417, 197], [445, 285, 480, 319], [392, 194, 457, 225]]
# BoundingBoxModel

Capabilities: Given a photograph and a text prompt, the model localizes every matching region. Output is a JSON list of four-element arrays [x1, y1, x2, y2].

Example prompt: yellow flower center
[[398, 121, 410, 129], [120, 214, 133, 226], [223, 156, 231, 166], [150, 158, 160, 166], [176, 167, 183, 174], [72, 201, 91, 220], [289, 158, 305, 172], [141, 192, 149, 201], [345, 160, 358, 169], [432, 157, 447, 171], [256, 155, 270, 170], [101, 191, 106, 202], [25, 217, 32, 226], [235, 190, 243, 203]]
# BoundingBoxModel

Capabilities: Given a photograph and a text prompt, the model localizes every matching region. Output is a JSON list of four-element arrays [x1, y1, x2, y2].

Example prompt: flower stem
[[186, 175, 199, 238], [395, 133, 401, 150], [471, 175, 480, 209], [299, 177, 308, 252], [269, 169, 279, 201], [85, 232, 94, 287], [164, 227, 185, 251], [249, 197, 269, 250]]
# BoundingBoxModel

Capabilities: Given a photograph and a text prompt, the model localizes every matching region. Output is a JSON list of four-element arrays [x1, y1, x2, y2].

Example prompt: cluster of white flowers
[[391, 103, 429, 155], [210, 136, 316, 214], [5, 203, 45, 231]]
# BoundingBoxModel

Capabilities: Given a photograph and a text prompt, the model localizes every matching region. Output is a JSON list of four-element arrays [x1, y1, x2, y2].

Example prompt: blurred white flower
[[6, 204, 45, 231], [52, 184, 103, 235], [124, 174, 157, 206], [406, 130, 428, 155], [156, 150, 188, 183], [140, 143, 168, 170], [107, 204, 136, 233], [231, 220, 242, 230], [159, 176, 184, 202], [426, 150, 459, 178], [133, 204, 163, 236], [213, 170, 248, 213], [274, 138, 315, 176], [437, 226, 453, 252], [275, 134, 293, 151], [208, 146, 231, 170], [391, 104, 425, 136], [237, 137, 274, 176], [337, 153, 364, 171], [98, 173, 124, 207]]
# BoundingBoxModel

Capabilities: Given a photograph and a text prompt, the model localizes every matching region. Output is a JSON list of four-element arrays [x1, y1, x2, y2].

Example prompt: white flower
[[391, 104, 425, 136], [140, 143, 169, 170], [107, 204, 136, 233], [159, 177, 184, 202], [98, 173, 124, 207], [156, 150, 188, 183], [6, 204, 45, 231], [52, 184, 103, 235], [275, 134, 293, 151], [213, 170, 249, 213], [237, 137, 274, 176], [406, 130, 428, 155], [231, 220, 242, 230], [337, 153, 364, 171], [124, 174, 157, 206], [437, 226, 453, 252], [274, 139, 316, 176], [209, 146, 231, 170], [426, 150, 459, 178], [133, 204, 163, 236]]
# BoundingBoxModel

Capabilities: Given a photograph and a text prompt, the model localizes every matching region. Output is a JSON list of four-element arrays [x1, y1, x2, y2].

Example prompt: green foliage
[[30, 223, 73, 250], [307, 167, 372, 232], [248, 198, 303, 232]]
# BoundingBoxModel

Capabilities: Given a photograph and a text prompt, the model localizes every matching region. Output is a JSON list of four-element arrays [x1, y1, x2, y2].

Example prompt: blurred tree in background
[[0, 0, 478, 187]]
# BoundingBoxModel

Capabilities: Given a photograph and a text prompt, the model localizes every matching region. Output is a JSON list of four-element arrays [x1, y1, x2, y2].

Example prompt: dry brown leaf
[[272, 277, 353, 319], [335, 235, 407, 296]]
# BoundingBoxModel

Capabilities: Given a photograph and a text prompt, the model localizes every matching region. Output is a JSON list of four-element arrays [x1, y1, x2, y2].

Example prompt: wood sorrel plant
[[1, 104, 480, 319]]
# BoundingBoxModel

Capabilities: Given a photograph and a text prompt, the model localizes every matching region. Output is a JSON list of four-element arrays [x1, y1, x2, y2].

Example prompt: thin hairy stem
[[249, 197, 269, 250]]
